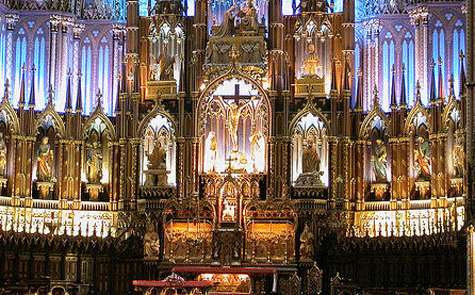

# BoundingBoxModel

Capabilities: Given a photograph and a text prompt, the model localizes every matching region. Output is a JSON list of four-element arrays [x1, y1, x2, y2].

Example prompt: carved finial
[[75, 70, 83, 112], [28, 65, 37, 107], [3, 79, 10, 103], [415, 80, 422, 104], [400, 63, 407, 107], [459, 50, 466, 97], [96, 89, 103, 110], [372, 84, 379, 109], [448, 74, 455, 97], [47, 84, 54, 106]]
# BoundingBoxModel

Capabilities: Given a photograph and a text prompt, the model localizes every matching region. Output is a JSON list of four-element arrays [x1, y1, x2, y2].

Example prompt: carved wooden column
[[191, 137, 199, 195], [401, 137, 410, 203], [111, 142, 119, 209], [355, 140, 365, 209], [176, 137, 185, 199], [118, 138, 127, 209], [57, 140, 64, 202], [25, 136, 36, 198], [129, 138, 140, 209], [267, 137, 276, 199], [328, 136, 338, 206]]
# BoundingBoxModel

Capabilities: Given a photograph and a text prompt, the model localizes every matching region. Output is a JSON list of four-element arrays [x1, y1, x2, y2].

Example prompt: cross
[[217, 83, 252, 103]]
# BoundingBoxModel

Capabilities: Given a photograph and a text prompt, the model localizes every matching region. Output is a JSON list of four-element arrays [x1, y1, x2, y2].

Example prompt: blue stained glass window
[[283, 0, 300, 15], [382, 32, 394, 111], [81, 38, 92, 114], [14, 28, 27, 105], [98, 37, 111, 114], [452, 20, 465, 98], [33, 28, 46, 110], [402, 32, 415, 106], [432, 21, 445, 100], [0, 25, 6, 96]]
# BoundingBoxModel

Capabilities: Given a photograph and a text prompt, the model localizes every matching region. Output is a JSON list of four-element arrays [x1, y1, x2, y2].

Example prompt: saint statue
[[453, 137, 464, 177], [205, 131, 218, 172], [371, 139, 388, 182], [37, 136, 54, 182], [249, 130, 265, 172], [213, 3, 237, 37], [414, 136, 431, 179], [158, 52, 175, 81], [144, 223, 161, 260], [86, 142, 103, 184], [239, 0, 258, 32], [148, 141, 167, 170], [299, 223, 314, 261], [0, 133, 7, 177], [302, 43, 321, 77], [302, 137, 320, 174]]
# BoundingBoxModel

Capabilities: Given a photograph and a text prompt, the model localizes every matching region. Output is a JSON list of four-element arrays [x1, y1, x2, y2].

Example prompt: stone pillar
[[49, 15, 61, 90], [410, 7, 430, 101]]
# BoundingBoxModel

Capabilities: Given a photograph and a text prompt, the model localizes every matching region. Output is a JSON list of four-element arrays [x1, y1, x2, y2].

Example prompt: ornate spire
[[429, 59, 436, 102], [18, 64, 26, 106], [372, 84, 379, 109], [95, 89, 103, 111], [415, 80, 422, 104], [437, 57, 444, 99], [448, 74, 455, 98], [459, 50, 466, 97], [390, 64, 396, 108], [28, 66, 36, 107], [342, 57, 351, 93], [400, 63, 407, 108], [75, 71, 83, 112], [47, 84, 54, 106], [65, 68, 73, 112], [355, 68, 363, 110], [2, 79, 10, 103]]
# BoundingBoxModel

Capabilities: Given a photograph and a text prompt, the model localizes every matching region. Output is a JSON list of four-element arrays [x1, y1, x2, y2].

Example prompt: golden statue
[[453, 137, 464, 177], [86, 142, 103, 184], [0, 133, 7, 177], [302, 43, 321, 77], [144, 223, 161, 259], [148, 141, 166, 170], [214, 3, 238, 37], [37, 136, 54, 182], [414, 136, 431, 179], [302, 137, 320, 174], [158, 51, 175, 81], [371, 139, 388, 182], [299, 223, 314, 261]]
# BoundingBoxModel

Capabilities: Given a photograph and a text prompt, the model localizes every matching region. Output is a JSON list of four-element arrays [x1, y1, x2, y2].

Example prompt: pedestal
[[294, 172, 325, 189], [144, 167, 169, 187]]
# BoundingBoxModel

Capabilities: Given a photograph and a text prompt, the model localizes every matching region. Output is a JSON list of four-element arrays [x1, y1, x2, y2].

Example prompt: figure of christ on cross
[[215, 84, 256, 152]]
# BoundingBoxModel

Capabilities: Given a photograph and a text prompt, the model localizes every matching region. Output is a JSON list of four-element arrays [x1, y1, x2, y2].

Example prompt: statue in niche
[[414, 136, 431, 179], [205, 131, 218, 172], [86, 142, 103, 184], [302, 43, 321, 77], [148, 141, 166, 170], [302, 137, 320, 174], [144, 222, 161, 260], [453, 136, 464, 177], [249, 130, 265, 172], [0, 133, 7, 177], [158, 52, 175, 81], [214, 3, 238, 37], [371, 139, 388, 182], [299, 223, 314, 262], [37, 136, 54, 182], [145, 141, 168, 187]]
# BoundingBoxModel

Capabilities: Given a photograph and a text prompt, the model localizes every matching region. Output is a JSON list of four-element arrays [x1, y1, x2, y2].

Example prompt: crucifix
[[216, 84, 255, 151]]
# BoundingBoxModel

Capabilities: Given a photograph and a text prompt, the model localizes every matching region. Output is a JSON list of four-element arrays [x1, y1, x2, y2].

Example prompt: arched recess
[[138, 103, 177, 186], [34, 104, 65, 199], [442, 100, 463, 180], [405, 106, 432, 199], [359, 110, 390, 184], [0, 97, 20, 180], [82, 104, 116, 199], [196, 71, 271, 174], [289, 103, 330, 186]]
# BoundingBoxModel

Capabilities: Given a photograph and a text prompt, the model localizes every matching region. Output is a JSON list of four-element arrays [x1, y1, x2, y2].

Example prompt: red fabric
[[171, 266, 277, 274], [132, 280, 214, 288]]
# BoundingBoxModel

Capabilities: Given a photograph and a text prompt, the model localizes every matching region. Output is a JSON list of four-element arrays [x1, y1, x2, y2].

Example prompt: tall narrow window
[[452, 19, 465, 98], [382, 32, 394, 111], [402, 32, 415, 105], [14, 28, 27, 105], [139, 0, 156, 16], [0, 24, 6, 95], [432, 21, 445, 98], [98, 36, 110, 114], [81, 38, 92, 114], [33, 28, 46, 109]]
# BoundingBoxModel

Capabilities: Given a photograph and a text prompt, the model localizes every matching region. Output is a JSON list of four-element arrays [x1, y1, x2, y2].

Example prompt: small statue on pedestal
[[37, 136, 54, 182], [86, 142, 103, 184], [299, 223, 314, 262], [0, 133, 7, 177], [145, 141, 168, 187], [144, 223, 161, 260]]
